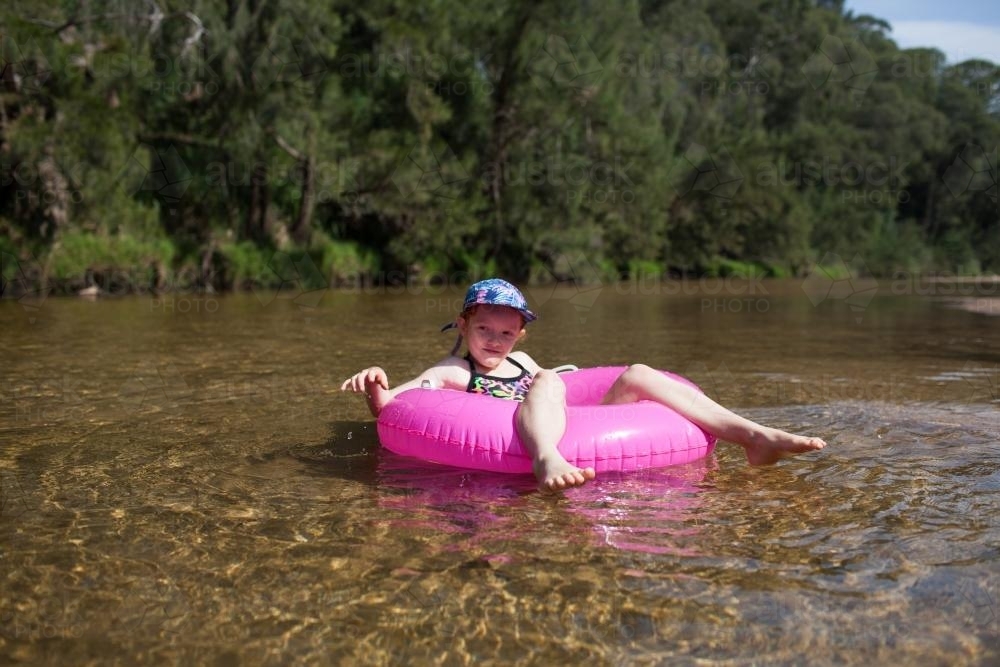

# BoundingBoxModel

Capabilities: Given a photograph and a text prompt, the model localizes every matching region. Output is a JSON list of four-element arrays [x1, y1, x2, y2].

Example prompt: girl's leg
[[517, 370, 596, 490], [601, 364, 826, 465]]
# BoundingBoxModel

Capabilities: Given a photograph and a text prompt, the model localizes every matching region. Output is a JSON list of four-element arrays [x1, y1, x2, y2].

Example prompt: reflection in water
[[295, 421, 715, 558], [376, 451, 713, 557], [1, 289, 998, 664]]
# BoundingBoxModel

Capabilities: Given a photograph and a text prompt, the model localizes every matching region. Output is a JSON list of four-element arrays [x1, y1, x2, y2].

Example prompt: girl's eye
[[473, 325, 515, 340]]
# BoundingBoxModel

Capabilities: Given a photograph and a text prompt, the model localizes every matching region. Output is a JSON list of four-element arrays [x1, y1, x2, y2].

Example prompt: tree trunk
[[485, 5, 534, 260], [292, 151, 316, 245], [200, 241, 216, 292], [925, 166, 937, 241], [36, 153, 69, 239], [270, 127, 315, 246], [246, 159, 271, 243]]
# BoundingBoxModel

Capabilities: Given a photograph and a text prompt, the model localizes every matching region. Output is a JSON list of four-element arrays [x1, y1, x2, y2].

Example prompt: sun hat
[[441, 278, 537, 331]]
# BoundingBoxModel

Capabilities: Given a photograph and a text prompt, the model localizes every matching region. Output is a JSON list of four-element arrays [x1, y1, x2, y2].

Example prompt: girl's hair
[[449, 305, 527, 356]]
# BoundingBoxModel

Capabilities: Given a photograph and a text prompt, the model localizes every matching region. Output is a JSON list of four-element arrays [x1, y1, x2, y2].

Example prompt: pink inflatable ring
[[376, 366, 716, 473]]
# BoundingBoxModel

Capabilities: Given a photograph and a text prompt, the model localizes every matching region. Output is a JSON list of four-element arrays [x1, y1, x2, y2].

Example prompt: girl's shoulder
[[426, 355, 472, 390], [508, 351, 542, 374]]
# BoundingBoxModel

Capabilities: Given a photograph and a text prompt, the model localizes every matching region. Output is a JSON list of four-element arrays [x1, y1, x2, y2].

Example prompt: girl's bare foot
[[533, 456, 596, 491], [743, 428, 826, 466]]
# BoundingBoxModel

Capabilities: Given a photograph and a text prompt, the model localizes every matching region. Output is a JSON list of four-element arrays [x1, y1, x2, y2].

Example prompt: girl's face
[[458, 305, 525, 369]]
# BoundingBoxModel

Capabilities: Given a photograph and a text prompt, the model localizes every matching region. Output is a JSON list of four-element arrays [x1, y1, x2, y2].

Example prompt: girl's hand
[[340, 367, 389, 394]]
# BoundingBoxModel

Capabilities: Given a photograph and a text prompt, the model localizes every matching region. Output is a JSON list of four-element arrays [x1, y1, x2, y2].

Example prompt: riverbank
[[3, 269, 1000, 302], [944, 296, 1000, 316]]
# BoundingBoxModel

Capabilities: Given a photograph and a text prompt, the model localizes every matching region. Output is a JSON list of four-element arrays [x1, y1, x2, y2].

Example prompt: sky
[[846, 0, 1000, 64]]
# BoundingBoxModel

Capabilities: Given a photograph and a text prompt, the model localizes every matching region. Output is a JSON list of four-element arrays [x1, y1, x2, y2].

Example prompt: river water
[[1, 279, 998, 665]]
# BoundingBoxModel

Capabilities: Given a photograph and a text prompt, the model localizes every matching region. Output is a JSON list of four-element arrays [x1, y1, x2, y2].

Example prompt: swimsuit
[[465, 354, 534, 402]]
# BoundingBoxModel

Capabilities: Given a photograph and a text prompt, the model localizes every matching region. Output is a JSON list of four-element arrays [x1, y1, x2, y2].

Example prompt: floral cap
[[441, 278, 537, 331]]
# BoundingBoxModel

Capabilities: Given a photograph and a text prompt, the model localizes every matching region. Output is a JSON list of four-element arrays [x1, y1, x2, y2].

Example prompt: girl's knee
[[528, 369, 566, 403], [621, 363, 655, 385]]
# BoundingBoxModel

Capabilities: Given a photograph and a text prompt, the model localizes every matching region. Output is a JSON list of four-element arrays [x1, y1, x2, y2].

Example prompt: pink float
[[376, 366, 716, 473]]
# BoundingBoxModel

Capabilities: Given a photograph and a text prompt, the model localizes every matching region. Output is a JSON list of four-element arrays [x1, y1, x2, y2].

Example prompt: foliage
[[1, 0, 998, 293]]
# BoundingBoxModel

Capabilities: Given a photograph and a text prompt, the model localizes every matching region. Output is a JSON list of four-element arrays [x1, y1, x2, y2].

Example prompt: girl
[[342, 278, 826, 491]]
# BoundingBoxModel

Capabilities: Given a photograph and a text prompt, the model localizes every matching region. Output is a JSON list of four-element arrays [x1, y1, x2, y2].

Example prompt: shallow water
[[1, 280, 998, 665]]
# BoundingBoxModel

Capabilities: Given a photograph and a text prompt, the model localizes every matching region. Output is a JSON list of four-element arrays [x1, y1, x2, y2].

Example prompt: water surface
[[1, 281, 998, 665]]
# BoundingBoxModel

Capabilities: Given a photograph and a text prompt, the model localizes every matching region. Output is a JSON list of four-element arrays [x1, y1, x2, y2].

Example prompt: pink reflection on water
[[572, 459, 716, 555], [375, 449, 716, 556]]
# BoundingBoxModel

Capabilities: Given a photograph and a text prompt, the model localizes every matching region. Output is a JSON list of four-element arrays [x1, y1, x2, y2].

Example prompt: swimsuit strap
[[505, 356, 529, 373], [464, 353, 529, 379], [464, 353, 534, 401]]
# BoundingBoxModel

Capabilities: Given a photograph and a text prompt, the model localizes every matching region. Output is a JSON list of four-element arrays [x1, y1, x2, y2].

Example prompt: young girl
[[341, 278, 826, 491]]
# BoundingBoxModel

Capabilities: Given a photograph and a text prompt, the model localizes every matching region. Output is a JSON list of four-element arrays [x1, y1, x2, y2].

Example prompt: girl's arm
[[340, 366, 394, 417], [341, 358, 469, 418]]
